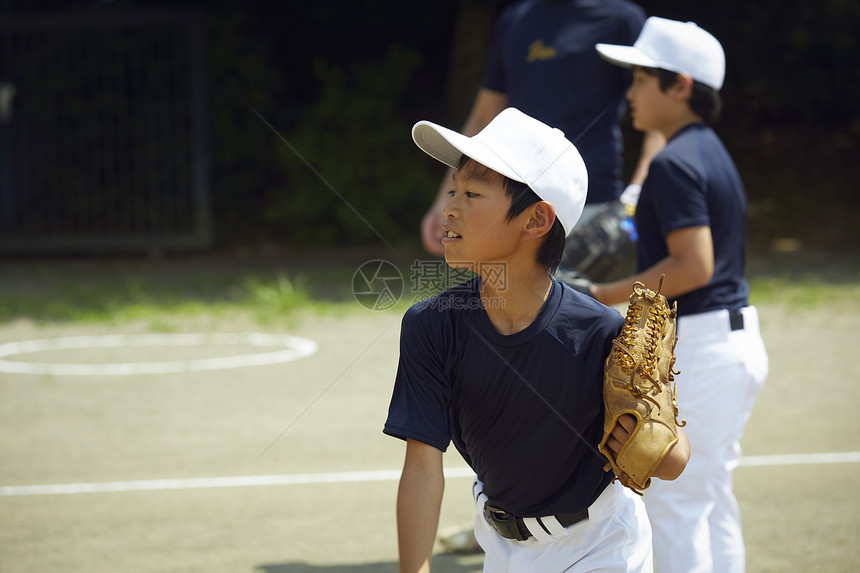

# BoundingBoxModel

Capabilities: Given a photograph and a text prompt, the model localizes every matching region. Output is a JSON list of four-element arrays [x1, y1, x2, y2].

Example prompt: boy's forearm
[[593, 242, 712, 306], [397, 440, 445, 573], [397, 469, 444, 572]]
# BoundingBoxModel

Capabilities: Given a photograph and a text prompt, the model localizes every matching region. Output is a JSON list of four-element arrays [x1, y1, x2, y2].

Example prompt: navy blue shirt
[[635, 123, 750, 316], [384, 278, 623, 516], [482, 0, 645, 203]]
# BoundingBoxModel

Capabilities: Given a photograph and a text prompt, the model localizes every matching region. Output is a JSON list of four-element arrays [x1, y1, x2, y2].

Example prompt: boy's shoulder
[[556, 280, 624, 325], [665, 122, 725, 151], [547, 280, 625, 357], [655, 123, 733, 173]]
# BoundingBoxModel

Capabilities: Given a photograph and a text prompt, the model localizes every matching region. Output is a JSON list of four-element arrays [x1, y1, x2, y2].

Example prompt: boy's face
[[441, 160, 525, 271], [626, 67, 676, 133]]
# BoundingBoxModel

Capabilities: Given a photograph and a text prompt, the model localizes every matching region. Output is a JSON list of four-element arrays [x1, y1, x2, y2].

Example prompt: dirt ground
[[1, 250, 858, 572]]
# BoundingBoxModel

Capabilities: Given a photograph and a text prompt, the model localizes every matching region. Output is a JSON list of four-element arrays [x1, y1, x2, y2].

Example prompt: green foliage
[[206, 11, 286, 244], [729, 0, 860, 129], [265, 44, 434, 246]]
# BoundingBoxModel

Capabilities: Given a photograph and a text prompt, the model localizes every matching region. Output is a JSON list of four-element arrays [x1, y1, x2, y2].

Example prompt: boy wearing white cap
[[585, 17, 769, 573], [384, 108, 689, 572]]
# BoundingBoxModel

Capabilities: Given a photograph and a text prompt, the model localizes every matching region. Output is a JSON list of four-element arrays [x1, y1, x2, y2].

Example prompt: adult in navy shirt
[[590, 18, 769, 573], [420, 0, 665, 260]]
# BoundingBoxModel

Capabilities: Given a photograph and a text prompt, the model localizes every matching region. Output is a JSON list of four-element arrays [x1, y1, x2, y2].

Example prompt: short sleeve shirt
[[482, 0, 646, 203], [635, 123, 750, 315], [384, 278, 624, 516]]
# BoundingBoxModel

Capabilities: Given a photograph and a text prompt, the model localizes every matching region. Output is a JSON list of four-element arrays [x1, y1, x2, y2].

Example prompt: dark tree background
[[9, 0, 860, 251]]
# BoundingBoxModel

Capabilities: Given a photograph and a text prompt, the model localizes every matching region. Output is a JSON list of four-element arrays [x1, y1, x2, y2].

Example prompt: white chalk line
[[2, 452, 859, 497], [0, 468, 472, 497], [0, 333, 318, 375]]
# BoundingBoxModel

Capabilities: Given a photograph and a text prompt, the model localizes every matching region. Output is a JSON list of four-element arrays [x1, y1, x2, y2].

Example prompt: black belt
[[729, 309, 745, 331], [678, 309, 745, 334], [484, 502, 588, 541]]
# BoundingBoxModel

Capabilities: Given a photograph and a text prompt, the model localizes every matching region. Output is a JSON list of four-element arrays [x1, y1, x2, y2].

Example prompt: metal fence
[[0, 10, 211, 254]]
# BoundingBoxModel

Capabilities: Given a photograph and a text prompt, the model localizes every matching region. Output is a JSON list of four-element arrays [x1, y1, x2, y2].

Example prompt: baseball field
[[1, 248, 858, 572]]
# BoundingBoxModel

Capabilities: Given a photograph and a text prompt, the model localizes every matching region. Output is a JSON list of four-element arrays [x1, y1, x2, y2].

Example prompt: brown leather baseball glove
[[598, 276, 685, 494]]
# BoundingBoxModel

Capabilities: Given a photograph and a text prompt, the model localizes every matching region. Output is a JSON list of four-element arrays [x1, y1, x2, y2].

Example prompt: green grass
[[0, 269, 350, 328], [749, 277, 860, 309], [1, 258, 857, 328]]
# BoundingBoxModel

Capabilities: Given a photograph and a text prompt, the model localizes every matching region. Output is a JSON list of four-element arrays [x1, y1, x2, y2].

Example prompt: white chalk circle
[[0, 333, 318, 376]]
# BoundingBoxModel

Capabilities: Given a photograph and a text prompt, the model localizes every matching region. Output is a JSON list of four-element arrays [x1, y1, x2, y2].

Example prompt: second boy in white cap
[[385, 107, 689, 572], [581, 17, 769, 573]]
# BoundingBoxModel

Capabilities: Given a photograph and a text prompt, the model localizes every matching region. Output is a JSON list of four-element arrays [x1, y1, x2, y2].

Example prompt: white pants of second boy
[[645, 306, 768, 573], [473, 480, 653, 572]]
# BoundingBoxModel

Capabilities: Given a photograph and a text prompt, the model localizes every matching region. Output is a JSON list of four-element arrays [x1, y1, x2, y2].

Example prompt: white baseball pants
[[473, 480, 653, 572], [644, 306, 768, 573]]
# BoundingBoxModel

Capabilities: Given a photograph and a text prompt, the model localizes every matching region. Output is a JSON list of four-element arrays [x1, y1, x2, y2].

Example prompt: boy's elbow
[[657, 429, 691, 481], [681, 259, 712, 292], [662, 259, 711, 296], [658, 451, 689, 482], [693, 265, 713, 290]]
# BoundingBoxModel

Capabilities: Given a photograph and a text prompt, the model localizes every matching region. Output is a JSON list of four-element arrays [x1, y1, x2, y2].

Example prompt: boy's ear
[[524, 201, 556, 238], [672, 73, 695, 101]]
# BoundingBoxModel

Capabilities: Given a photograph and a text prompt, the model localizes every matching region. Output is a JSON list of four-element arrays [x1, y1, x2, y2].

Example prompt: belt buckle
[[484, 502, 529, 541]]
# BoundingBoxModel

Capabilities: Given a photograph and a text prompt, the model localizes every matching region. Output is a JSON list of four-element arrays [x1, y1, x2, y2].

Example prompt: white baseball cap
[[596, 17, 725, 90], [412, 108, 587, 236]]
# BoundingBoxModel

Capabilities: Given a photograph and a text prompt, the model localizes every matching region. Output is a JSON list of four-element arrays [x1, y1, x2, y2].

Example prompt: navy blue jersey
[[482, 0, 645, 204], [384, 277, 624, 516], [635, 123, 750, 316]]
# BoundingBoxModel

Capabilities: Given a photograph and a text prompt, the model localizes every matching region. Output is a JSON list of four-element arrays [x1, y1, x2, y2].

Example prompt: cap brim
[[595, 43, 658, 69], [412, 121, 524, 183]]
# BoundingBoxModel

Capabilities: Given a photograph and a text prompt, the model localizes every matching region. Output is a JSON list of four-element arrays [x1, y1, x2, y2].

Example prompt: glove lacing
[[610, 276, 685, 427]]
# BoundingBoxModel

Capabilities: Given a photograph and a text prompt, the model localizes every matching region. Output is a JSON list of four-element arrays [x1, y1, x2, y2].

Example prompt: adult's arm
[[628, 130, 666, 187]]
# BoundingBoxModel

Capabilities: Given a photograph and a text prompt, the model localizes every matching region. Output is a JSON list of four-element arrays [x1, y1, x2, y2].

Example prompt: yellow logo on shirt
[[526, 40, 557, 62]]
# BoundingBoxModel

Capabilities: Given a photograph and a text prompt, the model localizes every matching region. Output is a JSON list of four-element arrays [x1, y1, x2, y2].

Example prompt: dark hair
[[454, 155, 566, 273], [643, 67, 722, 124], [507, 180, 566, 273]]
